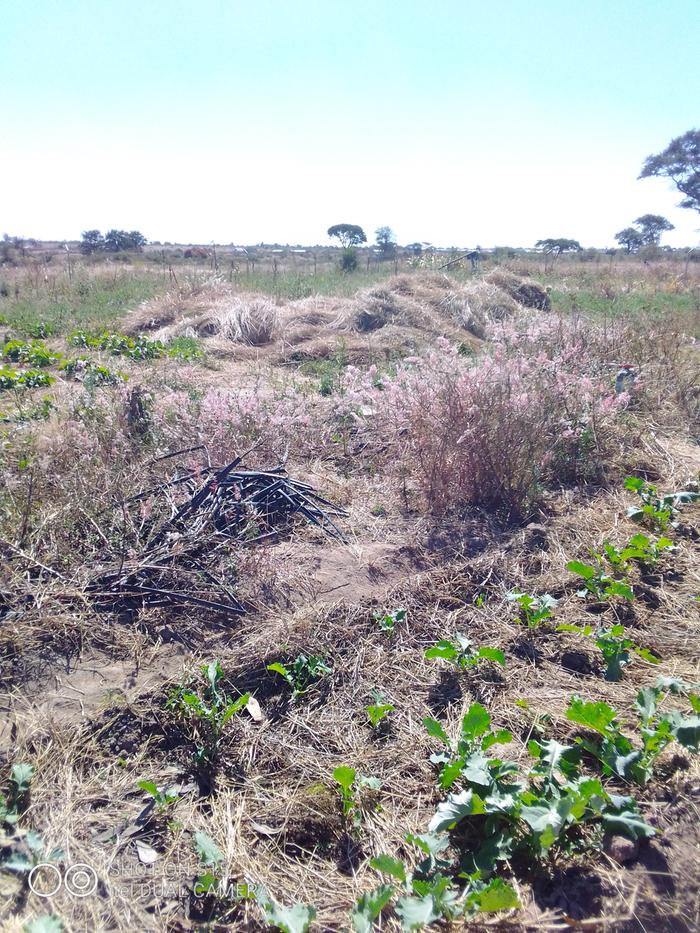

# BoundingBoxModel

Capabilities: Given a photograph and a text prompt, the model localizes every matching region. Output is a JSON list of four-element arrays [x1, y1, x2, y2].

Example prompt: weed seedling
[[267, 654, 332, 699], [166, 661, 250, 768], [373, 607, 406, 635], [0, 763, 34, 826], [138, 780, 180, 813], [333, 765, 382, 831], [507, 592, 558, 627], [425, 632, 505, 669], [366, 690, 395, 729]]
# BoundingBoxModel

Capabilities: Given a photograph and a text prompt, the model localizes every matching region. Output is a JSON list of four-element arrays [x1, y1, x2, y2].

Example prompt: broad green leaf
[[10, 763, 34, 792], [461, 703, 491, 741], [605, 580, 634, 600], [461, 751, 491, 787], [425, 642, 457, 661], [395, 894, 440, 931], [566, 560, 595, 579], [333, 766, 356, 792], [137, 780, 159, 797], [438, 759, 464, 790], [221, 692, 251, 724], [23, 917, 64, 933], [635, 687, 659, 724], [467, 877, 520, 913], [370, 854, 407, 885], [566, 696, 617, 736], [602, 808, 655, 840], [671, 715, 700, 751], [267, 662, 291, 680], [428, 789, 475, 832], [351, 885, 394, 933], [478, 647, 506, 666], [624, 476, 645, 491], [633, 647, 661, 665], [263, 901, 317, 933], [193, 831, 224, 867], [405, 833, 450, 857], [367, 704, 394, 727], [193, 871, 219, 895], [423, 717, 450, 746], [482, 729, 512, 750]]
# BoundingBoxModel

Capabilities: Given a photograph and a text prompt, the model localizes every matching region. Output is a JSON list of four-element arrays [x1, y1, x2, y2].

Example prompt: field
[[0, 248, 699, 933]]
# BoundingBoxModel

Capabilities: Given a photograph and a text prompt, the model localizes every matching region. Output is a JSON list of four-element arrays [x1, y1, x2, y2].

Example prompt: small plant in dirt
[[557, 622, 660, 681], [255, 887, 317, 933], [192, 830, 225, 896], [166, 661, 250, 769], [0, 368, 55, 390], [267, 654, 332, 699], [566, 559, 634, 601], [601, 533, 675, 574], [366, 690, 394, 729], [624, 475, 699, 532], [507, 591, 558, 627], [423, 703, 514, 790], [425, 632, 505, 669], [373, 607, 406, 635], [23, 915, 64, 933], [70, 330, 168, 360], [1, 828, 64, 880], [333, 765, 382, 832], [0, 763, 34, 827], [566, 682, 700, 784], [167, 335, 204, 360], [137, 779, 180, 813]]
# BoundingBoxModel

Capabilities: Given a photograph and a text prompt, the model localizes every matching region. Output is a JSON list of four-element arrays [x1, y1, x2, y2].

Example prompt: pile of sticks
[[87, 454, 346, 617]]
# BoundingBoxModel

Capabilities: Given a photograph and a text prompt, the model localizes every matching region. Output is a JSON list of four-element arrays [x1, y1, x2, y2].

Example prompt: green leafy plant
[[624, 475, 699, 532], [333, 765, 382, 831], [0, 764, 34, 827], [192, 830, 225, 896], [601, 533, 675, 574], [566, 559, 634, 601], [566, 683, 700, 784], [167, 335, 204, 360], [3, 339, 60, 368], [137, 779, 180, 813], [425, 633, 505, 669], [60, 357, 123, 386], [0, 368, 55, 390], [366, 690, 395, 729], [373, 607, 406, 634], [23, 916, 64, 933], [557, 622, 660, 681], [267, 654, 332, 699], [166, 661, 250, 767], [423, 703, 514, 791], [255, 887, 317, 933], [506, 592, 558, 627]]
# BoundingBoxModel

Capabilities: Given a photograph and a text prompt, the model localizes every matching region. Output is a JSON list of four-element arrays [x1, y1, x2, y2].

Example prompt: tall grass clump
[[216, 296, 279, 345]]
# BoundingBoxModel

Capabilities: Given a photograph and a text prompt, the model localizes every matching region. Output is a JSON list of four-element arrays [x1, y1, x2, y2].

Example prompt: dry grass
[[1, 266, 699, 932]]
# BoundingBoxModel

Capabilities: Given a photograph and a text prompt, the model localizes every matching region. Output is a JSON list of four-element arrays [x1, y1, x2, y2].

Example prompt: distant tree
[[639, 129, 700, 214], [104, 229, 147, 251], [80, 229, 105, 254], [633, 214, 675, 246], [535, 238, 582, 257], [327, 224, 367, 248], [614, 227, 645, 253], [375, 225, 397, 259], [406, 242, 423, 256]]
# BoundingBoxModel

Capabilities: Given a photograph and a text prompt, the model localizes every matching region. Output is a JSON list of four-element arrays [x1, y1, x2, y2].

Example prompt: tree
[[535, 238, 581, 257], [639, 129, 700, 214], [80, 230, 105, 254], [633, 214, 675, 246], [327, 224, 367, 248], [614, 227, 645, 253], [374, 226, 397, 259], [104, 229, 147, 251]]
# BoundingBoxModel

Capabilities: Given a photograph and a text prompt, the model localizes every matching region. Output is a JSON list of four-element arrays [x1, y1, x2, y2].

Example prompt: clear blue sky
[[1, 0, 698, 247]]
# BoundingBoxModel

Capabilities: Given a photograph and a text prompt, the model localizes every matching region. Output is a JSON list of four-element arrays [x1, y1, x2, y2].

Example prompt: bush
[[340, 248, 359, 272]]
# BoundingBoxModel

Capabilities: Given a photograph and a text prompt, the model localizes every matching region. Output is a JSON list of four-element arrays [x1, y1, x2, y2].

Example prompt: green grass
[[0, 271, 164, 336], [234, 265, 401, 301]]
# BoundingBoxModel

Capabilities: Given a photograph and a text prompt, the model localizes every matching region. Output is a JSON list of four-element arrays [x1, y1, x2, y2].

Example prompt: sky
[[1, 0, 699, 249]]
